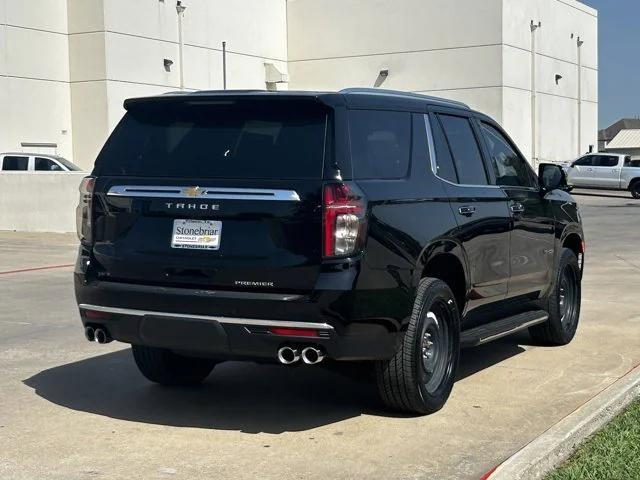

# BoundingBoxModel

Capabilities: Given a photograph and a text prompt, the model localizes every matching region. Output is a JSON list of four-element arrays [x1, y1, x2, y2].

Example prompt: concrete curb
[[488, 363, 640, 480]]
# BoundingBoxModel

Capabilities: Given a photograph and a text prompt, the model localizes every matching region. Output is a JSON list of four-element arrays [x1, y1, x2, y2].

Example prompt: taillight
[[76, 176, 95, 243], [322, 182, 367, 258]]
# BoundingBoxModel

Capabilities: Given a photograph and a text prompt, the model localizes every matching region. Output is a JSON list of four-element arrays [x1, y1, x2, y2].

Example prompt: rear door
[[477, 120, 555, 298], [90, 98, 331, 292], [427, 109, 511, 309], [591, 155, 622, 188]]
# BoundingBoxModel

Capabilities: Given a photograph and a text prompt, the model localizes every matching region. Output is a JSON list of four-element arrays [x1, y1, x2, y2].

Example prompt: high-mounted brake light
[[322, 182, 367, 258], [76, 176, 95, 243]]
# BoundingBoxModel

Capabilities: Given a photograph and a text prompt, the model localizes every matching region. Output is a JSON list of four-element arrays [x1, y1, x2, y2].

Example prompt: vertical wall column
[[576, 36, 584, 156], [530, 20, 542, 167]]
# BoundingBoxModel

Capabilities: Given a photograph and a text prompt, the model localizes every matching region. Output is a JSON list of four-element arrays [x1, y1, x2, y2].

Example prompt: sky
[[581, 0, 640, 128]]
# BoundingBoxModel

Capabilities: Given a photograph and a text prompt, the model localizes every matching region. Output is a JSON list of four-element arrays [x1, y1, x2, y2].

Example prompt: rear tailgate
[[90, 98, 330, 292]]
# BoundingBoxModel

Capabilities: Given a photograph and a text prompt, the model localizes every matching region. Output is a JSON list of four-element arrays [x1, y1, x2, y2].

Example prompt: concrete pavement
[[1, 189, 639, 480]]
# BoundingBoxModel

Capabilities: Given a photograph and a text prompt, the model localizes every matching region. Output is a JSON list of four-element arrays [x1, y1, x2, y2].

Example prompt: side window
[[428, 115, 458, 183], [437, 114, 488, 185], [348, 110, 411, 179], [573, 156, 594, 167], [594, 156, 619, 168], [481, 123, 534, 187], [35, 157, 62, 171], [1, 155, 29, 171]]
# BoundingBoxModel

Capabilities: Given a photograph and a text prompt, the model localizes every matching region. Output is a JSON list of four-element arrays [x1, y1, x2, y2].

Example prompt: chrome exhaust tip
[[301, 347, 325, 365], [94, 327, 112, 344], [277, 346, 300, 365], [84, 326, 95, 342]]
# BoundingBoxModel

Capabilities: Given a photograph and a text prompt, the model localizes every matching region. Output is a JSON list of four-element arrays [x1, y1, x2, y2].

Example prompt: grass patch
[[546, 398, 640, 480]]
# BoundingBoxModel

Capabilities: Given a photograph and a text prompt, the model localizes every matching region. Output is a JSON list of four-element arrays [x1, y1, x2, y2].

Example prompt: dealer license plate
[[171, 219, 222, 250]]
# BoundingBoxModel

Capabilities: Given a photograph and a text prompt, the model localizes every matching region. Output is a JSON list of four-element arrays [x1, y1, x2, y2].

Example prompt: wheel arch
[[560, 227, 585, 278], [414, 239, 469, 313], [561, 231, 584, 258]]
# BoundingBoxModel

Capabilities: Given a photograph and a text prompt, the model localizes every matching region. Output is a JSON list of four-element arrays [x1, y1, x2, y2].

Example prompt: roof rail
[[339, 87, 470, 109]]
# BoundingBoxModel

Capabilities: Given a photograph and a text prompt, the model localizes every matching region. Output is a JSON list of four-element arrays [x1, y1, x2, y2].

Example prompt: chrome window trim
[[106, 185, 301, 202], [423, 115, 500, 190], [78, 304, 334, 331]]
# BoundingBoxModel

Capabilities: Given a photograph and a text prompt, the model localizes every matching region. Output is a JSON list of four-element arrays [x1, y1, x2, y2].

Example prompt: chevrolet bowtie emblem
[[185, 186, 203, 197]]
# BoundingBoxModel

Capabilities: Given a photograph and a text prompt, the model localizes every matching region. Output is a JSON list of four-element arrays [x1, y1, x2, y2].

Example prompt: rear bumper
[[74, 260, 406, 361]]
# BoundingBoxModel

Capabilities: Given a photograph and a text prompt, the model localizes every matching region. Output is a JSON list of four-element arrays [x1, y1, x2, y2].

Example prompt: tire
[[630, 181, 640, 199], [131, 345, 216, 386], [375, 278, 460, 415], [529, 248, 581, 345]]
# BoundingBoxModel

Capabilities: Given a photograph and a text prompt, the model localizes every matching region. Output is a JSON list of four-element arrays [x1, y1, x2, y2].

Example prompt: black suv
[[75, 88, 584, 414]]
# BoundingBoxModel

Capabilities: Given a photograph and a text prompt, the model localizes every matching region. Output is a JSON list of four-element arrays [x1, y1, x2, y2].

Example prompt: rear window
[[349, 110, 411, 179], [95, 100, 329, 179], [438, 114, 488, 185], [2, 156, 29, 171], [593, 155, 619, 167]]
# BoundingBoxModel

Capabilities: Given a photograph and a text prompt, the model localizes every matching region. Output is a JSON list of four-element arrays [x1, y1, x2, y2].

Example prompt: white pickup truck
[[565, 153, 640, 198]]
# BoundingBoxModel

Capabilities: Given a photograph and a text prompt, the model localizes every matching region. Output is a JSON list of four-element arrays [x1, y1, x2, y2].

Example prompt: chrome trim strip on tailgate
[[106, 185, 300, 201], [78, 304, 334, 331]]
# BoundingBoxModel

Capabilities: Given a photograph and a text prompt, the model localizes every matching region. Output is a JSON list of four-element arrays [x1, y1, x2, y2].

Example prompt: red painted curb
[[479, 465, 499, 480], [0, 264, 75, 275]]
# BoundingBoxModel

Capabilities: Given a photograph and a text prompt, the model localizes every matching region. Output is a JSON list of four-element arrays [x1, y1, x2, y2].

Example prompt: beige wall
[[0, 0, 73, 159], [502, 0, 598, 163], [288, 0, 598, 165], [288, 0, 504, 122], [0, 172, 85, 232], [0, 0, 597, 174]]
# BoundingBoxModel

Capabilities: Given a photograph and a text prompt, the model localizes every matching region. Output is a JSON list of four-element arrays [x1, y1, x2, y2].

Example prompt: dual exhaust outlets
[[84, 326, 112, 344], [277, 346, 325, 365]]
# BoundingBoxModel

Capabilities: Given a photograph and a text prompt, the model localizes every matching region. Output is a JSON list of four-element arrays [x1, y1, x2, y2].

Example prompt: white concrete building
[[0, 0, 597, 171]]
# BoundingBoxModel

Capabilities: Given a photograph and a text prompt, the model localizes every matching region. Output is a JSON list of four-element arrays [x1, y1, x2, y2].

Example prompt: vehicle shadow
[[24, 337, 527, 433], [456, 333, 528, 382]]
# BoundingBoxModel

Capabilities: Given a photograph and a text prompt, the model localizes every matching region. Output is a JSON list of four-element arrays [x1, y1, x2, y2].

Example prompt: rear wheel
[[375, 278, 460, 415], [630, 181, 640, 199], [530, 248, 581, 345], [132, 345, 216, 386]]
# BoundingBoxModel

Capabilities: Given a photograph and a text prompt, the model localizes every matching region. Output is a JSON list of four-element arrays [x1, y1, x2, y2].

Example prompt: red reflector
[[269, 327, 319, 338], [581, 240, 586, 253], [83, 309, 111, 319]]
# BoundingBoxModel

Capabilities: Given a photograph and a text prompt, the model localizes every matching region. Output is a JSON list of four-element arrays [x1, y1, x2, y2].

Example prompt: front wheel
[[375, 278, 460, 415], [530, 248, 581, 345], [630, 182, 640, 199], [132, 345, 217, 386]]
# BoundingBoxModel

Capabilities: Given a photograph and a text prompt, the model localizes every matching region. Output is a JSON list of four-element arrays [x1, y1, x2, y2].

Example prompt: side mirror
[[539, 163, 567, 193]]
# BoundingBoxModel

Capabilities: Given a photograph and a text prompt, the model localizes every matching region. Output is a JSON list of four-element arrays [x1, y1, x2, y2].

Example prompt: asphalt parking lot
[[1, 189, 639, 480]]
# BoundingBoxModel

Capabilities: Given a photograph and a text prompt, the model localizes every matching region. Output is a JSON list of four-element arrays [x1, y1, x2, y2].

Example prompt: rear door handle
[[510, 203, 525, 214], [458, 206, 476, 217]]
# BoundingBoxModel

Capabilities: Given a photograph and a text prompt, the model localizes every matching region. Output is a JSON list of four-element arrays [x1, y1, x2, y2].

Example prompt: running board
[[461, 310, 548, 348]]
